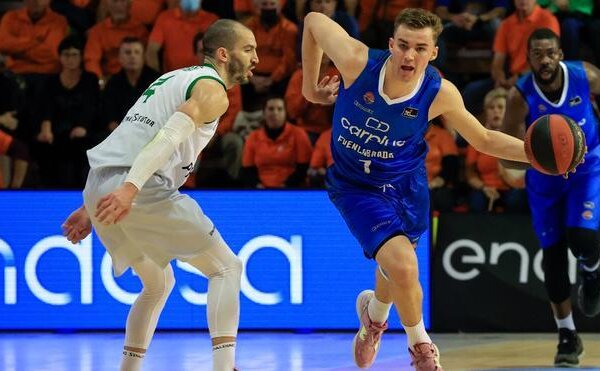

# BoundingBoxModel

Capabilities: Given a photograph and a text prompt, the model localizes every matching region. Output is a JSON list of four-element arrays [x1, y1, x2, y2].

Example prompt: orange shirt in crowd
[[424, 125, 458, 182], [358, 0, 435, 31], [310, 129, 333, 168], [285, 65, 337, 134], [493, 5, 559, 75], [217, 85, 242, 136], [149, 8, 219, 72], [243, 123, 313, 187], [131, 0, 166, 26], [466, 145, 509, 190], [234, 0, 286, 15], [0, 131, 14, 188], [0, 8, 69, 74], [71, 0, 91, 7], [245, 16, 298, 82], [84, 17, 148, 78]]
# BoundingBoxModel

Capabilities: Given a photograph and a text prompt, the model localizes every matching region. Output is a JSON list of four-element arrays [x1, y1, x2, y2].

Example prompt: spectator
[[0, 72, 30, 189], [84, 0, 148, 84], [537, 0, 600, 65], [33, 36, 100, 188], [465, 88, 527, 213], [0, 0, 69, 75], [307, 128, 332, 187], [193, 32, 245, 187], [51, 0, 96, 36], [296, 0, 359, 47], [425, 119, 460, 212], [435, 0, 508, 71], [348, 0, 435, 48], [462, 0, 559, 117], [243, 0, 298, 111], [234, 0, 287, 21], [285, 54, 337, 143], [99, 37, 160, 141], [241, 96, 313, 188], [131, 0, 168, 28], [146, 0, 219, 72]]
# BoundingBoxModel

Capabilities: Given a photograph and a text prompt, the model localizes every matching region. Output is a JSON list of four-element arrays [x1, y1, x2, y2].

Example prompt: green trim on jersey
[[185, 76, 226, 100]]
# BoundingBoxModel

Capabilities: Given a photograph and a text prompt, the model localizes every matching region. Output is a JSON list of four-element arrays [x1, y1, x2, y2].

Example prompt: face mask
[[180, 0, 201, 13], [260, 9, 278, 27]]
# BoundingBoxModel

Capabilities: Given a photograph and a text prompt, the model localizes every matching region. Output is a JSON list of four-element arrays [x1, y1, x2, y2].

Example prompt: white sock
[[555, 313, 576, 331], [582, 259, 600, 272], [367, 295, 392, 323], [403, 318, 432, 350], [213, 342, 236, 371], [120, 349, 145, 371]]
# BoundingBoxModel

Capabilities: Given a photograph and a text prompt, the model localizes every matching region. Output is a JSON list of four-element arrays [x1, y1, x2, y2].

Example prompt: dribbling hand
[[62, 206, 92, 244]]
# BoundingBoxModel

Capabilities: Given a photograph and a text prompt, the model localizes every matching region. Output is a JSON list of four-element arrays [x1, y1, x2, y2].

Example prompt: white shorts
[[83, 167, 229, 276]]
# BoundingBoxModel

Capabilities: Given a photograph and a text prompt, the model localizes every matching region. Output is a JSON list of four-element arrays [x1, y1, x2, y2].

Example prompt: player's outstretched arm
[[302, 11, 367, 104], [432, 79, 529, 163], [584, 61, 600, 95], [95, 80, 228, 225]]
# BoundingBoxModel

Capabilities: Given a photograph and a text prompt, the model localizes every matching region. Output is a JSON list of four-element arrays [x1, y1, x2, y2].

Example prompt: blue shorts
[[326, 166, 429, 259], [526, 169, 600, 248]]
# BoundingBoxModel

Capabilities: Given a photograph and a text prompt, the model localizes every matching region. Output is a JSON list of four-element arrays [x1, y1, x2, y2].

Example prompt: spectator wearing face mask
[[243, 0, 297, 111], [146, 0, 219, 72]]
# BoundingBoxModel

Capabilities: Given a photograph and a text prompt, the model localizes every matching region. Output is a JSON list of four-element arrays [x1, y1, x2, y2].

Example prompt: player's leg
[[376, 236, 441, 371], [121, 257, 175, 371], [542, 241, 584, 367], [185, 237, 242, 371]]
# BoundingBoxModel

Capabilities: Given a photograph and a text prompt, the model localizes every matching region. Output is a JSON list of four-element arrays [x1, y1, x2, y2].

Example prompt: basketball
[[524, 114, 586, 175]]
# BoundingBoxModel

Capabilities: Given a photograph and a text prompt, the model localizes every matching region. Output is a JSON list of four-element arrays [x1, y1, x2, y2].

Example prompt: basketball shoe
[[352, 290, 388, 368], [554, 328, 584, 367], [409, 343, 443, 371]]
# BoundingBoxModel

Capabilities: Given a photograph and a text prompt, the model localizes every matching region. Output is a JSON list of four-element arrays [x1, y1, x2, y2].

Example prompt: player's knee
[[566, 227, 600, 261], [542, 246, 571, 303], [381, 260, 418, 287], [210, 256, 243, 281]]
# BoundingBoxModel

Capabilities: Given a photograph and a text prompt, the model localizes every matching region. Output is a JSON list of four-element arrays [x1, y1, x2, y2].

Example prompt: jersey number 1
[[359, 160, 371, 174]]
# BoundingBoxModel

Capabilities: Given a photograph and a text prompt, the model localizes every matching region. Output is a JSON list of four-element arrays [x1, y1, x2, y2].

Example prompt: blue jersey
[[516, 61, 600, 173], [328, 49, 442, 188], [515, 61, 600, 248]]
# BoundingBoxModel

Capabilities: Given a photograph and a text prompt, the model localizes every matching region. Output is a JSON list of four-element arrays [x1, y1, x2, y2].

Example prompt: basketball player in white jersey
[[60, 19, 258, 371]]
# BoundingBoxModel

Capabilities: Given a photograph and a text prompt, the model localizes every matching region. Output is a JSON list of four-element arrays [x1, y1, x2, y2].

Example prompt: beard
[[533, 65, 560, 86], [227, 56, 250, 85]]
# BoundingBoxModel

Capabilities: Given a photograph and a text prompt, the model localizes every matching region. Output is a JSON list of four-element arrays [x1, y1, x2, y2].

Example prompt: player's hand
[[306, 75, 339, 105], [95, 183, 138, 225], [62, 206, 92, 244], [563, 144, 587, 179]]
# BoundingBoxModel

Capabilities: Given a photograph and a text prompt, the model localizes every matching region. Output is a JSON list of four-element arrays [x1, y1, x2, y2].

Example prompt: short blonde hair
[[394, 8, 443, 42], [484, 87, 508, 108]]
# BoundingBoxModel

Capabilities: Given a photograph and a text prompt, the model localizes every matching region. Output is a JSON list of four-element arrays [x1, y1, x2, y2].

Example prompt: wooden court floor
[[0, 332, 598, 370]]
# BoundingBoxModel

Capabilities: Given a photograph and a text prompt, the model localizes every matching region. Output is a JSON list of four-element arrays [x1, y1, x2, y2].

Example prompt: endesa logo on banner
[[432, 213, 599, 332], [0, 191, 430, 330]]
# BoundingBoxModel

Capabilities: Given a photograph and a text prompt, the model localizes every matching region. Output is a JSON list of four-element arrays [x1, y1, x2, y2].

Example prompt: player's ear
[[558, 48, 564, 61], [388, 37, 394, 50], [215, 46, 228, 63], [430, 45, 438, 61]]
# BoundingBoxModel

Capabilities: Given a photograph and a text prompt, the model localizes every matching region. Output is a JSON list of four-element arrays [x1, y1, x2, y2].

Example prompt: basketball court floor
[[1, 331, 599, 370]]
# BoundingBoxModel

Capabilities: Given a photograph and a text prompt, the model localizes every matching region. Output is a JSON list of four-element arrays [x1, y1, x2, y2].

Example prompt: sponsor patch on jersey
[[569, 95, 582, 107], [402, 107, 419, 119], [582, 210, 594, 220], [363, 91, 375, 104], [538, 104, 547, 113], [584, 201, 595, 209]]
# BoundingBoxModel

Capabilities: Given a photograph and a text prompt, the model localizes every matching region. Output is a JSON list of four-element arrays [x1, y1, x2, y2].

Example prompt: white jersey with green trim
[[87, 64, 225, 189]]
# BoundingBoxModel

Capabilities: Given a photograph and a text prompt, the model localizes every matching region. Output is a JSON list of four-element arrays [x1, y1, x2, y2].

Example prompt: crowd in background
[[1, 0, 600, 214]]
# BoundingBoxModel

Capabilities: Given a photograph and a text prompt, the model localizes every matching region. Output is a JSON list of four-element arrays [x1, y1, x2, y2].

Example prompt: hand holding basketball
[[524, 114, 586, 176]]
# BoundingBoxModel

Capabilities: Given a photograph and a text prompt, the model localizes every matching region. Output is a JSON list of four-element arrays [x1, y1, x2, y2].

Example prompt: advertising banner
[[432, 213, 599, 332], [0, 191, 430, 330]]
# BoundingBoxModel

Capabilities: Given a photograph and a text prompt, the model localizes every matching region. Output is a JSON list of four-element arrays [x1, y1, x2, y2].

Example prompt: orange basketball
[[524, 114, 586, 175]]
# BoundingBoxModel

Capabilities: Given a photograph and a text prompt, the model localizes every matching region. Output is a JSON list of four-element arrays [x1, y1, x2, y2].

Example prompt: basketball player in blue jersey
[[501, 28, 600, 367], [302, 8, 532, 371]]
